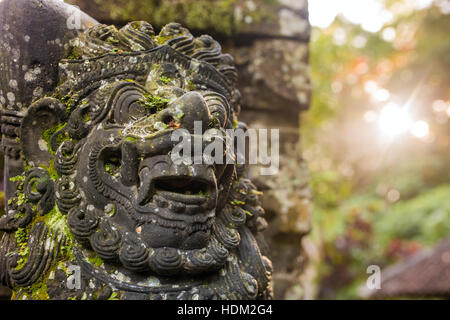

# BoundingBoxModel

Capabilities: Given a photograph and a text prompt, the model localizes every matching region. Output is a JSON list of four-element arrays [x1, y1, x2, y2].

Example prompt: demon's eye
[[110, 84, 156, 125], [105, 157, 121, 177], [101, 147, 122, 177]]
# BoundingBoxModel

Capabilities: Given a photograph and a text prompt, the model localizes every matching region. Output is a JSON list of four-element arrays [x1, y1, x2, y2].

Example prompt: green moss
[[43, 123, 68, 154], [9, 175, 26, 183], [39, 159, 59, 181], [209, 116, 219, 128], [14, 208, 26, 220], [29, 279, 49, 300], [83, 113, 91, 122], [59, 239, 74, 262], [106, 36, 119, 44], [15, 227, 28, 245], [186, 80, 196, 91], [14, 226, 31, 271], [67, 47, 81, 60], [153, 34, 177, 45], [16, 193, 27, 206], [98, 0, 279, 36], [159, 75, 173, 84], [107, 204, 116, 217], [44, 207, 69, 233], [197, 190, 210, 197], [60, 94, 76, 109], [131, 21, 141, 30], [104, 163, 114, 175], [9, 185, 77, 299], [230, 199, 245, 206], [175, 112, 184, 120], [13, 278, 50, 300], [125, 136, 137, 143], [88, 255, 104, 268], [108, 291, 120, 300], [250, 189, 263, 195], [232, 119, 238, 129], [35, 205, 75, 254], [153, 121, 168, 131], [138, 93, 170, 112]]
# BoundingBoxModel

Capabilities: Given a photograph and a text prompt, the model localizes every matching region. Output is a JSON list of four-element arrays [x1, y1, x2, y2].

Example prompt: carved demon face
[[0, 22, 272, 299], [76, 75, 228, 252]]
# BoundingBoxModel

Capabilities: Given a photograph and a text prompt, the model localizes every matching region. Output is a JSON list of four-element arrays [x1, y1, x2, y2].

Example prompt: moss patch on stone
[[138, 93, 170, 112], [84, 0, 279, 36]]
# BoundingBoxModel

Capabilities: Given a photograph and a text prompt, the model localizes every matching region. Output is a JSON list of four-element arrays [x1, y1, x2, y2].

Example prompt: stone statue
[[0, 4, 272, 299]]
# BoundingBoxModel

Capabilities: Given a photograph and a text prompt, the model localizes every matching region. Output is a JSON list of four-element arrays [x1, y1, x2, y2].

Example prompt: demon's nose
[[156, 91, 211, 134]]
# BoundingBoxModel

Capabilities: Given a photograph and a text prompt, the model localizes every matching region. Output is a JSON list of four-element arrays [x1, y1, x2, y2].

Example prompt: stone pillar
[[0, 0, 97, 299], [228, 1, 313, 300]]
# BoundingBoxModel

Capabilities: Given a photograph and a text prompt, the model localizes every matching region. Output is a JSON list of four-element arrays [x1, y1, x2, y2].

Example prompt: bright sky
[[308, 0, 435, 31]]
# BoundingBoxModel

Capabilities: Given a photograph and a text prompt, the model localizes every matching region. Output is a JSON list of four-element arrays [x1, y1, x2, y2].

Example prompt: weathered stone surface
[[0, 7, 272, 298], [230, 39, 310, 123], [258, 153, 312, 298], [234, 0, 310, 39], [0, 0, 97, 112], [226, 1, 313, 300]]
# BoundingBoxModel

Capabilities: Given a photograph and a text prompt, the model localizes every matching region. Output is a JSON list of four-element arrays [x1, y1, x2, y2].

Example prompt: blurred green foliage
[[305, 1, 450, 299]]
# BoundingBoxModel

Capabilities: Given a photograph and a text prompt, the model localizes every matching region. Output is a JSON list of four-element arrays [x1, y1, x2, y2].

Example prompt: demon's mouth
[[131, 170, 217, 249], [134, 164, 218, 224], [139, 176, 213, 204]]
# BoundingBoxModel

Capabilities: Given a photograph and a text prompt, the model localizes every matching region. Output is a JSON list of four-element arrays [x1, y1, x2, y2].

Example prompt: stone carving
[[0, 21, 272, 300]]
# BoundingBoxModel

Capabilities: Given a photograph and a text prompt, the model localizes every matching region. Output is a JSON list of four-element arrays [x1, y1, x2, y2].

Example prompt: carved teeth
[[193, 214, 211, 224], [185, 205, 200, 215], [154, 195, 168, 208], [201, 203, 209, 212], [175, 221, 186, 230], [137, 167, 153, 205], [168, 201, 186, 213]]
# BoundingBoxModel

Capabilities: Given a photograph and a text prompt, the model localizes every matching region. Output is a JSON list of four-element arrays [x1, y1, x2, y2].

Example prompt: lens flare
[[378, 103, 412, 136], [410, 120, 429, 138]]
